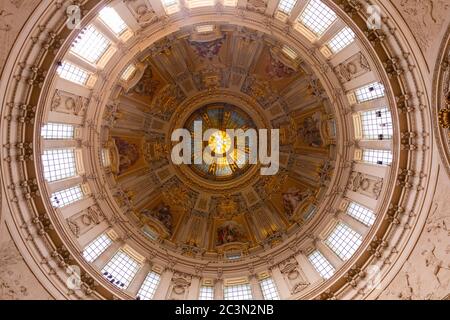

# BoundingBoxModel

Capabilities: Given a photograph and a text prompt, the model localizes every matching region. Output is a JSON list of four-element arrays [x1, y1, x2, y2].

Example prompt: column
[[153, 269, 174, 300], [77, 221, 109, 248], [265, 0, 278, 16], [288, 0, 308, 23], [112, 1, 140, 32], [187, 276, 201, 300], [127, 262, 152, 298], [339, 212, 369, 236], [345, 190, 377, 211], [93, 240, 122, 269], [316, 20, 345, 46], [43, 140, 78, 149], [47, 176, 84, 194], [270, 267, 290, 299], [214, 279, 224, 300], [47, 111, 84, 125], [59, 197, 96, 219], [249, 275, 264, 300], [357, 139, 392, 151], [295, 253, 321, 284], [353, 162, 387, 178], [315, 241, 344, 270]]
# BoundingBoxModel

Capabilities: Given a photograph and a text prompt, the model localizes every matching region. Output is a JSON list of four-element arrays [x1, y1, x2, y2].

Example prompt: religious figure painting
[[297, 112, 323, 148], [131, 67, 160, 97], [189, 36, 225, 60], [216, 221, 247, 246], [266, 54, 295, 79], [282, 188, 311, 217], [142, 204, 173, 234], [113, 137, 140, 175]]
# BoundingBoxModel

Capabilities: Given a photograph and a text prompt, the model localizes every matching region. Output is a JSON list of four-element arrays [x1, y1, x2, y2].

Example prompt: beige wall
[[0, 0, 46, 300], [378, 156, 450, 299], [376, 0, 450, 300], [0, 0, 41, 76], [0, 220, 53, 300]]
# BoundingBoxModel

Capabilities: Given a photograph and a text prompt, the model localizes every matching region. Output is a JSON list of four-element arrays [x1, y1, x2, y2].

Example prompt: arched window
[[328, 27, 355, 53], [362, 149, 393, 165], [41, 123, 75, 140], [298, 0, 337, 37], [199, 286, 214, 300], [70, 25, 111, 64], [42, 149, 77, 182], [355, 82, 385, 103], [161, 0, 180, 14], [57, 61, 90, 85], [83, 233, 113, 262], [99, 7, 128, 35], [102, 250, 141, 289], [325, 223, 362, 261], [361, 107, 393, 140], [50, 185, 84, 208], [137, 272, 161, 300], [308, 250, 335, 279], [347, 202, 376, 226], [259, 277, 280, 300], [278, 0, 297, 15], [224, 283, 253, 300], [121, 64, 137, 81]]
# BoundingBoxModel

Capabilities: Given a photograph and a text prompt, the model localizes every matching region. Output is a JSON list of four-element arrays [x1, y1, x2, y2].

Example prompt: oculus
[[171, 103, 279, 179]]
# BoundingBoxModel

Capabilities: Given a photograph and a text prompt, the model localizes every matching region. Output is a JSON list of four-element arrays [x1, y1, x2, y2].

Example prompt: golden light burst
[[208, 130, 232, 155]]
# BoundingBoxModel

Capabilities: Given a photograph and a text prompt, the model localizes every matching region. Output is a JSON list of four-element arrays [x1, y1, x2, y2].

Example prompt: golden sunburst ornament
[[208, 130, 232, 154], [185, 103, 256, 181]]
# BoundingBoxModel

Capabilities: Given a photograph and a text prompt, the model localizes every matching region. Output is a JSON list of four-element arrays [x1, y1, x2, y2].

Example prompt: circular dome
[[0, 0, 440, 301], [102, 25, 338, 261]]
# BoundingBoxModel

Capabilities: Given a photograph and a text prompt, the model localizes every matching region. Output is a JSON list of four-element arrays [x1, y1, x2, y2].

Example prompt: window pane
[[83, 233, 112, 262], [325, 223, 362, 261], [278, 0, 297, 14], [41, 123, 75, 140], [57, 61, 90, 85], [50, 185, 84, 208], [347, 202, 376, 226], [298, 0, 337, 36], [70, 25, 110, 64], [308, 250, 335, 279], [355, 82, 385, 103], [199, 286, 214, 300], [42, 149, 77, 182], [121, 64, 137, 81], [186, 0, 215, 8], [162, 0, 178, 7], [137, 272, 161, 300], [259, 278, 280, 300], [99, 7, 128, 35], [161, 0, 180, 14], [361, 107, 393, 140], [102, 250, 140, 289], [224, 284, 253, 300], [223, 0, 237, 6], [362, 149, 392, 165], [328, 27, 355, 53]]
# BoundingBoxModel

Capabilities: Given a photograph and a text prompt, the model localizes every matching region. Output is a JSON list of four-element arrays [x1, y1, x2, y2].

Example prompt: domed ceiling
[[103, 26, 337, 259], [2, 0, 439, 301]]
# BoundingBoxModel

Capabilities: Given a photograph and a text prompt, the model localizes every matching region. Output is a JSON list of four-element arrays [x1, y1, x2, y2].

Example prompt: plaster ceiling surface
[[103, 26, 338, 260]]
